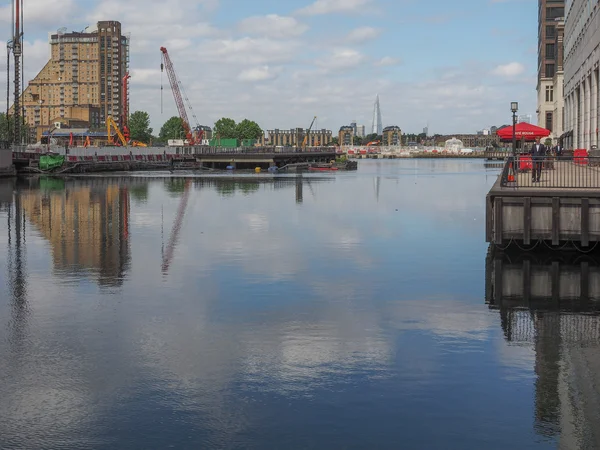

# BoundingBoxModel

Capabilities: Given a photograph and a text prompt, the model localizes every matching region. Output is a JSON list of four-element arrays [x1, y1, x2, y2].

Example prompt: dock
[[10, 146, 341, 173], [486, 156, 600, 249]]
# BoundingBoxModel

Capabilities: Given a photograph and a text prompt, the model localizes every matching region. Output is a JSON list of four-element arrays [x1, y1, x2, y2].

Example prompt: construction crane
[[302, 116, 317, 149], [160, 47, 203, 145], [7, 0, 24, 144], [121, 72, 131, 141], [161, 179, 192, 274]]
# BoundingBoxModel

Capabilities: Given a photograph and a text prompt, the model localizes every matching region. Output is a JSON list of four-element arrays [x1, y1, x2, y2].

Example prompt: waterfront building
[[338, 126, 354, 146], [13, 21, 130, 139], [382, 126, 402, 146], [563, 0, 600, 149], [263, 128, 332, 147], [435, 134, 501, 148], [537, 0, 565, 138]]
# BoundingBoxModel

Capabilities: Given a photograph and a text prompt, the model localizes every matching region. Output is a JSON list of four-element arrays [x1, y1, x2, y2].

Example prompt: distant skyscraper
[[423, 126, 429, 137], [356, 125, 365, 137], [371, 95, 383, 135]]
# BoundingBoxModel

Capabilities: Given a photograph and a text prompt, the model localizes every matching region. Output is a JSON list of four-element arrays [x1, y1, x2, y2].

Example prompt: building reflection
[[486, 246, 600, 448], [19, 178, 131, 287]]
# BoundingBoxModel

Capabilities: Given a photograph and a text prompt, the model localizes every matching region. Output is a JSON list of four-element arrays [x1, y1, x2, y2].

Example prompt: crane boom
[[160, 47, 201, 144], [302, 116, 317, 148], [107, 115, 128, 146]]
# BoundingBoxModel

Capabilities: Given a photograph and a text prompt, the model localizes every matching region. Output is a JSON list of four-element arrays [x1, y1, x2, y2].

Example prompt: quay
[[486, 155, 600, 249], [9, 146, 341, 174]]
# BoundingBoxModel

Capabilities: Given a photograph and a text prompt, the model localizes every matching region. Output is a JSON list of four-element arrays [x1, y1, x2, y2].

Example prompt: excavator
[[106, 115, 147, 147], [301, 116, 317, 149]]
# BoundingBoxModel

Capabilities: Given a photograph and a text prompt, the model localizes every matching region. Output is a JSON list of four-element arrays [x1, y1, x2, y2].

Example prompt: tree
[[235, 119, 263, 141], [0, 112, 29, 143], [129, 111, 153, 143], [365, 133, 378, 143], [213, 117, 237, 139], [330, 137, 339, 146], [159, 116, 185, 141]]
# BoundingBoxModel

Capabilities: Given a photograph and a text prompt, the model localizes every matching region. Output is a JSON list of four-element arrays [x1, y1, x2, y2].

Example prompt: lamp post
[[511, 102, 518, 158]]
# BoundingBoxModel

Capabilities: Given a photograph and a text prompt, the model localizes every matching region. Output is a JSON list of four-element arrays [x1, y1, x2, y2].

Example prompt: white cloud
[[238, 14, 308, 39], [376, 56, 401, 67], [296, 0, 373, 15], [238, 66, 279, 82], [317, 48, 365, 71], [491, 62, 525, 77], [345, 26, 381, 43], [0, 0, 77, 24]]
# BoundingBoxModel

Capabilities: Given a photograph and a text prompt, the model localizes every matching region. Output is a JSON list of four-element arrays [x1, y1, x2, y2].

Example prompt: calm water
[[1, 159, 599, 449]]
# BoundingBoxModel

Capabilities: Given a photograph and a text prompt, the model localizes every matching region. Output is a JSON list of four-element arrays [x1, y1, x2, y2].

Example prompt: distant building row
[[338, 125, 402, 146]]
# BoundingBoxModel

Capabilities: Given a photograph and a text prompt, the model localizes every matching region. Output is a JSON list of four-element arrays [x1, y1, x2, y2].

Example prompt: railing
[[500, 154, 600, 188]]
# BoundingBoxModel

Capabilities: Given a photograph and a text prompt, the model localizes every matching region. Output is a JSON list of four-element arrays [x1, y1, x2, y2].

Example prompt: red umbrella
[[496, 122, 551, 141]]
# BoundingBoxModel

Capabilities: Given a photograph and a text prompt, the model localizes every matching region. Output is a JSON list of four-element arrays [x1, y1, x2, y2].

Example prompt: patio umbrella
[[496, 122, 551, 141]]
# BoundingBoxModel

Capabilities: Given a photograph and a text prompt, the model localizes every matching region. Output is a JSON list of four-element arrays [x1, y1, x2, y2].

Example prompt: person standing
[[554, 142, 563, 159], [530, 137, 546, 182]]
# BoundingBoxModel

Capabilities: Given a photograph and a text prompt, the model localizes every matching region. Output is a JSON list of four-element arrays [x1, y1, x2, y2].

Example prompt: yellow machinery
[[106, 115, 148, 147], [107, 116, 128, 146]]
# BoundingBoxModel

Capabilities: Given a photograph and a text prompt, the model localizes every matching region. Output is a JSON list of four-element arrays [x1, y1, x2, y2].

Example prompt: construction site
[[1, 1, 347, 175]]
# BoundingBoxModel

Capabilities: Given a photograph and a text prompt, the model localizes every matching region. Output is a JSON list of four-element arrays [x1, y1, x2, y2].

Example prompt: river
[[0, 159, 598, 449]]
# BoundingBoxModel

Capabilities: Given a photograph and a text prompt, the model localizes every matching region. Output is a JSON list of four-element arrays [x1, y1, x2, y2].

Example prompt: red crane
[[160, 47, 203, 145], [121, 72, 131, 141]]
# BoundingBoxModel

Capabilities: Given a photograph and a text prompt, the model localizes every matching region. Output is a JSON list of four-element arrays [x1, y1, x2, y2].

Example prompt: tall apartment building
[[563, 0, 600, 150], [537, 0, 565, 138], [18, 21, 129, 140]]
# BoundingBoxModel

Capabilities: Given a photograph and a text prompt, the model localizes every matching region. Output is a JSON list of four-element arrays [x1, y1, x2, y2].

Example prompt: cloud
[[376, 56, 401, 67], [345, 26, 381, 43], [296, 0, 373, 15], [0, 0, 77, 24], [238, 14, 308, 39], [238, 66, 279, 82], [491, 62, 525, 77], [317, 48, 365, 71]]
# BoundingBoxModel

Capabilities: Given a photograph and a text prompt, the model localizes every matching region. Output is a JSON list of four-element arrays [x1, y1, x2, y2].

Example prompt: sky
[[0, 0, 538, 135]]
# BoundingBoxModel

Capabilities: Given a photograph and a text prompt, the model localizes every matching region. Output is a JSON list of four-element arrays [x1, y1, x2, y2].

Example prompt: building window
[[545, 85, 554, 102], [546, 111, 553, 132], [545, 43, 555, 58], [546, 25, 556, 38], [545, 64, 555, 78]]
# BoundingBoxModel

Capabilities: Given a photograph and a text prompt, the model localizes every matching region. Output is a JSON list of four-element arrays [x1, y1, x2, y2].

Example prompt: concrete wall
[[0, 148, 12, 169]]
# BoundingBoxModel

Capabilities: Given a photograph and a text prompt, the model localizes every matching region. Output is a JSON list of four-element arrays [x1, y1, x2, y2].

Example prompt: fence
[[500, 154, 600, 188]]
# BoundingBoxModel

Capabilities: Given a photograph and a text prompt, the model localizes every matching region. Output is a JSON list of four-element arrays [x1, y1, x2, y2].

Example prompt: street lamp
[[511, 102, 518, 158]]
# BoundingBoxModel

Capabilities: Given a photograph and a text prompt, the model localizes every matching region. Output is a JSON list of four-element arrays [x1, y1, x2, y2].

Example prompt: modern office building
[[563, 0, 600, 149]]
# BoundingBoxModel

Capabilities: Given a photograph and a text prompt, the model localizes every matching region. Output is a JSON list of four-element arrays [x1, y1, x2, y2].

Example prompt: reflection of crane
[[161, 179, 192, 274], [160, 47, 203, 145], [302, 116, 317, 149]]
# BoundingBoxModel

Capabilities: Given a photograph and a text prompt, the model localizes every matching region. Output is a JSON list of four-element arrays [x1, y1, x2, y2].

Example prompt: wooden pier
[[486, 157, 600, 248]]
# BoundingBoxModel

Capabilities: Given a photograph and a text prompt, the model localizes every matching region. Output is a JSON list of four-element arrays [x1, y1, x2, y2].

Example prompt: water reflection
[[486, 246, 600, 448], [17, 177, 132, 287]]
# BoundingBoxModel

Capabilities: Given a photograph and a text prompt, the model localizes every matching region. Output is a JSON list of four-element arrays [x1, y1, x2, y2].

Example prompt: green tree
[[213, 117, 237, 139], [159, 116, 185, 141], [130, 183, 149, 205], [0, 112, 29, 143], [330, 137, 339, 146], [129, 111, 153, 143], [235, 119, 263, 140]]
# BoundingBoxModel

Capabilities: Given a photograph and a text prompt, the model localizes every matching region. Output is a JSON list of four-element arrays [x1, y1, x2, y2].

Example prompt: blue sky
[[0, 0, 538, 134]]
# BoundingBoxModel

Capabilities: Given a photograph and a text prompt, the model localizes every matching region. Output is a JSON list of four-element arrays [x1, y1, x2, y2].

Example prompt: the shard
[[371, 94, 382, 135]]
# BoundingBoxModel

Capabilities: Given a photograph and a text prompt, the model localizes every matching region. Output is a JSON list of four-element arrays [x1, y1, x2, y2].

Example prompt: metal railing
[[500, 155, 600, 188]]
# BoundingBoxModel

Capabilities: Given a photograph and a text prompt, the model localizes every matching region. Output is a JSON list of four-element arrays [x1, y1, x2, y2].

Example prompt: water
[[0, 159, 598, 449]]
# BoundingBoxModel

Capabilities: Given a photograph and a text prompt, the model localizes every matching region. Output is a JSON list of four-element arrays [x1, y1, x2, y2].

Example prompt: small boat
[[309, 163, 338, 171]]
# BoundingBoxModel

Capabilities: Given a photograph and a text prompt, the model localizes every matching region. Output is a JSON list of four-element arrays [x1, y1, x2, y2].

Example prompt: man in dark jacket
[[530, 138, 546, 182]]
